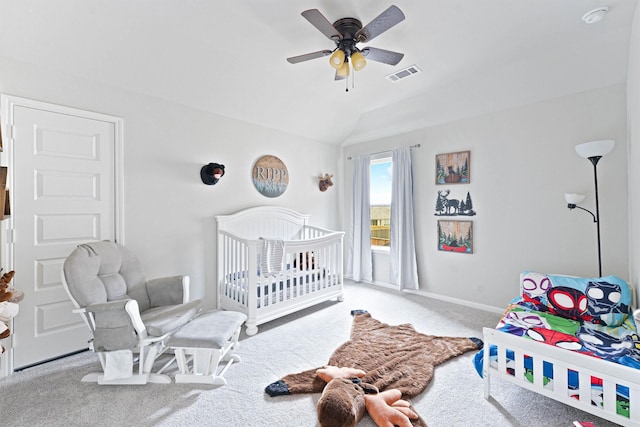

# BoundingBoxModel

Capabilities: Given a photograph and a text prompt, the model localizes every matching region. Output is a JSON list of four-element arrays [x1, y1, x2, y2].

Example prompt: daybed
[[475, 272, 640, 426], [216, 206, 344, 335]]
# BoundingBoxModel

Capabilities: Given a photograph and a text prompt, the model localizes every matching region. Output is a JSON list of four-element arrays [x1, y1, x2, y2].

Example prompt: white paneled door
[[3, 97, 122, 369]]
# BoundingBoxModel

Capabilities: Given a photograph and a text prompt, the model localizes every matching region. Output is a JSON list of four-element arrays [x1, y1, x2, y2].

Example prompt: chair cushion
[[90, 300, 139, 351], [63, 241, 151, 311], [141, 299, 202, 337], [168, 310, 247, 349]]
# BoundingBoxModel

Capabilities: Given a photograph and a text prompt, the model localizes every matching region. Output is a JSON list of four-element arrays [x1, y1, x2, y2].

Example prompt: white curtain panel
[[390, 147, 419, 290], [347, 154, 373, 283]]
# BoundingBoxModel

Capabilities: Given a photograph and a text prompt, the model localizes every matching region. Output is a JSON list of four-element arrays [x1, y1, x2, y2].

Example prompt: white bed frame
[[483, 310, 640, 426], [216, 206, 344, 335]]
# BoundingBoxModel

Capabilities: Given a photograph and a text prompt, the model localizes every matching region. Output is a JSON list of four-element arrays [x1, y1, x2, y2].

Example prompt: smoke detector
[[582, 7, 609, 24]]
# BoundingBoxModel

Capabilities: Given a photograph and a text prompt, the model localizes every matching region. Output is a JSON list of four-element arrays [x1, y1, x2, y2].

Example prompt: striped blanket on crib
[[259, 238, 285, 275]]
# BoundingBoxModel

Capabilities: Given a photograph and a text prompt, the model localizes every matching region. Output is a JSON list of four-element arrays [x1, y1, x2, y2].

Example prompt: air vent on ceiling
[[386, 65, 421, 82]]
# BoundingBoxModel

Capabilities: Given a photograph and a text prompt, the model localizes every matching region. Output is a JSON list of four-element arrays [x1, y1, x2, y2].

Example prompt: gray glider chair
[[62, 241, 202, 385]]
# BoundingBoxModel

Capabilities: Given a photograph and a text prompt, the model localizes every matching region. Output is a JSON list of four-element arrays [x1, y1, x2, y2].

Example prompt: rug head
[[317, 378, 367, 427]]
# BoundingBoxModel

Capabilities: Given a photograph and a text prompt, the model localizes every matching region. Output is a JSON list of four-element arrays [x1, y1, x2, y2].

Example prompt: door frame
[[0, 94, 125, 376]]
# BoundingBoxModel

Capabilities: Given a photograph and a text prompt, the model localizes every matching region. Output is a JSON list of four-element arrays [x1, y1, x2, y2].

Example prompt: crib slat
[[483, 340, 491, 399], [555, 365, 568, 396], [534, 357, 545, 387], [514, 349, 525, 380], [578, 371, 591, 404], [602, 379, 616, 414], [497, 346, 507, 376], [630, 385, 640, 422]]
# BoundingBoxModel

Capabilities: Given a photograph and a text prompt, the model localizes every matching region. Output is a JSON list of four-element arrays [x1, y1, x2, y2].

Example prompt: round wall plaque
[[252, 155, 289, 198]]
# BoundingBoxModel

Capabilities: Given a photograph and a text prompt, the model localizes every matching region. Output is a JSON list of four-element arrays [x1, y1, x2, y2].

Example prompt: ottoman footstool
[[167, 310, 247, 385]]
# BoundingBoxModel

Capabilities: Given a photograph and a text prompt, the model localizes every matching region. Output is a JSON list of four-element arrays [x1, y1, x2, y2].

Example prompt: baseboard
[[404, 289, 504, 314], [365, 280, 504, 314], [344, 278, 504, 314]]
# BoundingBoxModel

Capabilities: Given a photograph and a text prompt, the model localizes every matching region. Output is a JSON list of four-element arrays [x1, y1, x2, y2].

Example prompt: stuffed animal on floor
[[0, 270, 22, 352], [0, 270, 22, 303], [265, 311, 483, 427]]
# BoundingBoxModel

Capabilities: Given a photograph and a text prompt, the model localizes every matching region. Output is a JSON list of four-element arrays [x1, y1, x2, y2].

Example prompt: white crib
[[215, 206, 344, 335]]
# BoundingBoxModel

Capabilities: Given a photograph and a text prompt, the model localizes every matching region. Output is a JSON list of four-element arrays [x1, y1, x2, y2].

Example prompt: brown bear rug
[[265, 310, 482, 426]]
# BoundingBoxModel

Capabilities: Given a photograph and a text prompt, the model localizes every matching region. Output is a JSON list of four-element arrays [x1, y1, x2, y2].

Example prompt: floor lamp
[[564, 140, 615, 277]]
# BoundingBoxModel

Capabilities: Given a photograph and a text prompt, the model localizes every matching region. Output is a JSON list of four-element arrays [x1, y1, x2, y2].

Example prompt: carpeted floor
[[0, 281, 623, 426]]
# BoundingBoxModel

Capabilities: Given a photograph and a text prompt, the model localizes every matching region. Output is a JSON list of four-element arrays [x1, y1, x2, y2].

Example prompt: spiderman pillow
[[520, 272, 632, 327]]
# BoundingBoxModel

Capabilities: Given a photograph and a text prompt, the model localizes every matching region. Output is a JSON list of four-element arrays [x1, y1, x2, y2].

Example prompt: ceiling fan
[[287, 5, 405, 90]]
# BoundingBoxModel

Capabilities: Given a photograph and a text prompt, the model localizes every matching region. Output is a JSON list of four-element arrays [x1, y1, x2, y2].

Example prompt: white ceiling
[[0, 0, 637, 145]]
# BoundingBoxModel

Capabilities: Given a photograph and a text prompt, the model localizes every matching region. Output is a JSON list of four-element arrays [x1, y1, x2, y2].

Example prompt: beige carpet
[[0, 281, 622, 426]]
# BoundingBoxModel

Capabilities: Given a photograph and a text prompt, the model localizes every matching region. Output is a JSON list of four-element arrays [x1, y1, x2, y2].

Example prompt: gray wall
[[343, 84, 629, 310]]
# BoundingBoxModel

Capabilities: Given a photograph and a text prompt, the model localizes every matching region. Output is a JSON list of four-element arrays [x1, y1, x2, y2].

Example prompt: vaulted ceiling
[[1, 0, 637, 145]]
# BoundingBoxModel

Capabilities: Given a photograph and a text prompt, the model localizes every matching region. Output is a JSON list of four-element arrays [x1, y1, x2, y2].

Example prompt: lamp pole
[[589, 155, 603, 277], [570, 140, 614, 278]]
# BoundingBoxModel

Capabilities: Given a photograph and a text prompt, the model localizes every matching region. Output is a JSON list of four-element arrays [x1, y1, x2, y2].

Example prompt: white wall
[[0, 57, 342, 309], [344, 85, 629, 310], [628, 5, 640, 307], [0, 55, 633, 313]]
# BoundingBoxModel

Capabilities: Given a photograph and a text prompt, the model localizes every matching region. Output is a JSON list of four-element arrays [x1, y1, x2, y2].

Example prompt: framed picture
[[436, 150, 470, 184], [438, 220, 473, 254]]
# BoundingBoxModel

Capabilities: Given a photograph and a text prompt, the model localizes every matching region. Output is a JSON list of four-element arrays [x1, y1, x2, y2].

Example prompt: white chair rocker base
[[162, 310, 247, 385], [173, 347, 241, 385], [83, 342, 173, 385], [82, 372, 171, 385], [81, 310, 246, 385]]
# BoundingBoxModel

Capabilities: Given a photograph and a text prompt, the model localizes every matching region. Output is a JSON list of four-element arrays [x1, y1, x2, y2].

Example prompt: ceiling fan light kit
[[351, 51, 367, 71], [337, 60, 350, 77], [287, 5, 406, 91], [329, 49, 346, 68]]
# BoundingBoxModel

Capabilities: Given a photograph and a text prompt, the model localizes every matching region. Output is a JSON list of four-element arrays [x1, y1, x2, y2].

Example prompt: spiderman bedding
[[473, 272, 640, 418]]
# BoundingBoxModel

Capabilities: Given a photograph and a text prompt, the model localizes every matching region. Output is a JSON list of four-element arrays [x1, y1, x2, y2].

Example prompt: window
[[370, 156, 392, 247]]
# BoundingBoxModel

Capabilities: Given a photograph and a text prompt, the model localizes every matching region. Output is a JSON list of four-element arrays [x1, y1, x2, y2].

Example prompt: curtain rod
[[346, 144, 421, 160]]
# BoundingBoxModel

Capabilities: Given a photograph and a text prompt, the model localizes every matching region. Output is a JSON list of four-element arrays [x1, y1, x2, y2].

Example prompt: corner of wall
[[627, 3, 640, 307]]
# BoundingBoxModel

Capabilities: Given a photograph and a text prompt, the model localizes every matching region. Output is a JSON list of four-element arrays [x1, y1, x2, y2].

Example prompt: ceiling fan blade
[[287, 50, 333, 64], [356, 5, 405, 43], [361, 47, 404, 66], [301, 9, 342, 40]]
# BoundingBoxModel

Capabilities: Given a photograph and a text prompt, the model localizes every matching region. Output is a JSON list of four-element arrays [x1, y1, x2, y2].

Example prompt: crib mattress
[[222, 268, 337, 308]]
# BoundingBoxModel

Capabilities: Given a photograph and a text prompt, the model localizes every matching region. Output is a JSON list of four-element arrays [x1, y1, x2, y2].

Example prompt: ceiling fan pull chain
[[352, 63, 355, 90]]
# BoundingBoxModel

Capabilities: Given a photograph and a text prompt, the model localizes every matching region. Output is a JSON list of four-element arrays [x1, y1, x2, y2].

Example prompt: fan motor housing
[[333, 18, 362, 40], [333, 18, 363, 54]]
